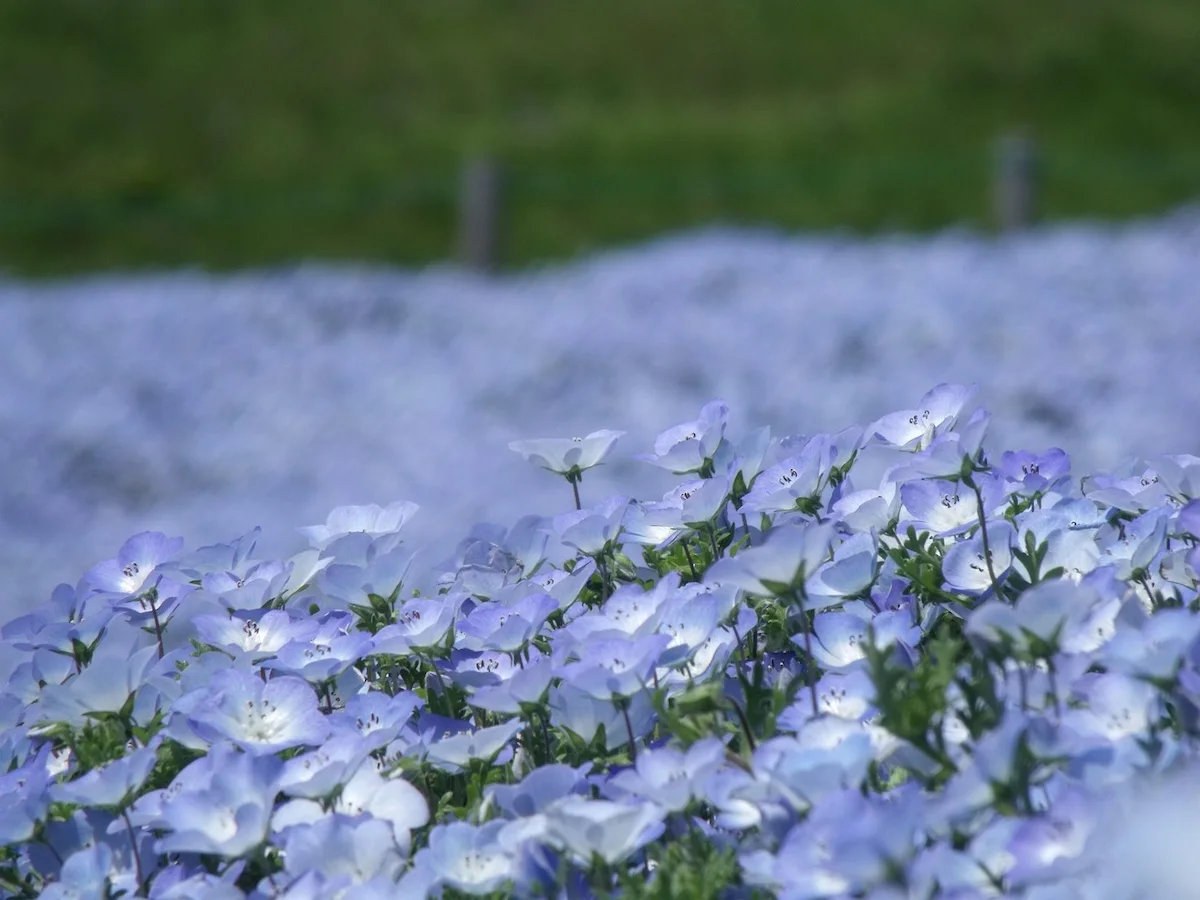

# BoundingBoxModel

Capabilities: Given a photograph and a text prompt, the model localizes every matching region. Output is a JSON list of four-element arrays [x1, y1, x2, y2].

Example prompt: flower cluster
[[4, 384, 1200, 898]]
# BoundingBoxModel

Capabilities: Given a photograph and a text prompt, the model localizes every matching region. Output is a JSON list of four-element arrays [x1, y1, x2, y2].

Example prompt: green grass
[[1, 0, 1199, 274]]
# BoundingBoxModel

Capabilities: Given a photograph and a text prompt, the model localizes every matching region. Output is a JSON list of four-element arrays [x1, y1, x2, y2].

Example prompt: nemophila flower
[[891, 407, 992, 480], [554, 495, 633, 556], [448, 647, 520, 690], [740, 434, 836, 515], [714, 422, 772, 486], [329, 689, 423, 748], [80, 531, 184, 600], [566, 571, 681, 643], [1083, 465, 1173, 514], [830, 482, 901, 534], [280, 815, 407, 887], [543, 796, 666, 865], [51, 738, 160, 808], [556, 633, 670, 700], [509, 429, 624, 480], [1005, 784, 1099, 888], [3, 582, 106, 655], [39, 841, 113, 900], [414, 820, 516, 896], [319, 546, 417, 613], [805, 608, 918, 672], [1060, 673, 1160, 762], [486, 763, 591, 818], [520, 557, 595, 611], [172, 526, 261, 577], [111, 575, 193, 634], [638, 399, 729, 475], [470, 655, 555, 714], [156, 742, 282, 857], [265, 617, 374, 682], [0, 746, 52, 843], [754, 721, 877, 810], [604, 738, 726, 812], [621, 500, 687, 549], [967, 578, 1093, 660], [807, 531, 881, 602], [654, 587, 723, 667], [777, 668, 876, 731], [1097, 507, 1169, 579], [192, 607, 320, 663], [1100, 605, 1200, 679], [372, 594, 462, 655], [457, 592, 557, 653], [706, 521, 836, 602], [1176, 498, 1200, 540], [183, 667, 330, 753], [423, 718, 525, 773], [198, 558, 290, 612], [275, 763, 428, 850], [942, 519, 1015, 594], [1000, 448, 1071, 493], [870, 383, 978, 452], [34, 622, 159, 728], [549, 683, 655, 750], [298, 500, 420, 553], [278, 733, 374, 799], [1032, 528, 1103, 583], [147, 862, 246, 900], [671, 473, 731, 526], [899, 473, 1007, 537], [661, 607, 752, 688]]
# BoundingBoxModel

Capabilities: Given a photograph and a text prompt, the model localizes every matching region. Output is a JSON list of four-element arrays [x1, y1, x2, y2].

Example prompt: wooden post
[[458, 156, 503, 273], [993, 132, 1039, 232]]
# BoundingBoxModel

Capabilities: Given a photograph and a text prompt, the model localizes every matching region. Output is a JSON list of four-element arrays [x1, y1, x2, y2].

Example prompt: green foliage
[[607, 829, 757, 900], [2, 0, 1200, 273]]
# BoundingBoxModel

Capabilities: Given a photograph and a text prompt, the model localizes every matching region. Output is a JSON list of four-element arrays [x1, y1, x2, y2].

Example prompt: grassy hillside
[[1, 0, 1199, 274]]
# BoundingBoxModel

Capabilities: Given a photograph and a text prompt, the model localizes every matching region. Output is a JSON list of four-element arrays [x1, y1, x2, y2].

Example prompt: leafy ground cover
[[3, 386, 1200, 896], [2, 0, 1199, 273]]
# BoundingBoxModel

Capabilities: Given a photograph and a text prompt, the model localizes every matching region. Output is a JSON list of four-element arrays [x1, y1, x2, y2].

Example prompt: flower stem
[[971, 479, 1000, 596], [121, 807, 145, 892], [792, 586, 820, 718], [681, 543, 699, 581]]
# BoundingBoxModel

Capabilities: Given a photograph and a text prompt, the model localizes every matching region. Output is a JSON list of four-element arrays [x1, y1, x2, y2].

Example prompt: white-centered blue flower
[[156, 743, 282, 857], [543, 796, 666, 865], [39, 841, 114, 900], [81, 531, 184, 600], [280, 815, 407, 887], [509, 430, 624, 478], [638, 400, 729, 475], [870, 383, 978, 452], [184, 667, 331, 754], [414, 820, 516, 896], [298, 501, 420, 551], [706, 521, 836, 602]]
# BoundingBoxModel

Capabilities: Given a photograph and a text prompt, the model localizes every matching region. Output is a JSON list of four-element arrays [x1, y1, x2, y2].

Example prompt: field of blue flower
[[4, 209, 1200, 631], [5, 381, 1200, 897]]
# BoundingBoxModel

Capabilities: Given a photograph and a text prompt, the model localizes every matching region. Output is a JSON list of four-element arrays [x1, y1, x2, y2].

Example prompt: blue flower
[[414, 820, 516, 896], [543, 796, 666, 865], [706, 521, 836, 600], [184, 667, 330, 754], [81, 531, 184, 600], [638, 400, 729, 475], [156, 743, 282, 857]]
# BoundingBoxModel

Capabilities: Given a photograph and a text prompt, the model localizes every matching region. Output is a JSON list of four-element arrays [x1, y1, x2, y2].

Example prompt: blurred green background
[[2, 0, 1199, 275]]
